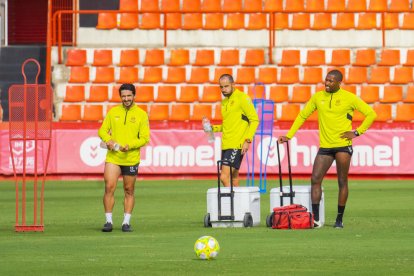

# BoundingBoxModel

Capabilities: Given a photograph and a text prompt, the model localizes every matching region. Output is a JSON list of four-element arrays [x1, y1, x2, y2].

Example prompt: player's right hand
[[278, 136, 289, 144]]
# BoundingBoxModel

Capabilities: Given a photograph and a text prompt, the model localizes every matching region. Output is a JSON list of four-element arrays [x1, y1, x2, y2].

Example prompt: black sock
[[336, 205, 346, 221], [312, 204, 320, 221]]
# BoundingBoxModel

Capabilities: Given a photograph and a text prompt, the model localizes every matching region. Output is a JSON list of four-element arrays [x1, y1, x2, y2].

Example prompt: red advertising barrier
[[0, 129, 412, 175]]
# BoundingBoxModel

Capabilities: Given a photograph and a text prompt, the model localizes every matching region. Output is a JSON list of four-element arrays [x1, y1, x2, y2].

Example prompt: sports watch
[[245, 139, 252, 143], [353, 130, 360, 137]]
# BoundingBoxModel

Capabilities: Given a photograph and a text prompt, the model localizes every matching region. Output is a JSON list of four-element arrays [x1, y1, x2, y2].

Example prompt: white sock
[[105, 213, 112, 224], [122, 213, 131, 225]]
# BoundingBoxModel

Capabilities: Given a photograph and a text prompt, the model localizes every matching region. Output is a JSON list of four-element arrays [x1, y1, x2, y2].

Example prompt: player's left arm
[[341, 97, 377, 139], [98, 112, 112, 142]]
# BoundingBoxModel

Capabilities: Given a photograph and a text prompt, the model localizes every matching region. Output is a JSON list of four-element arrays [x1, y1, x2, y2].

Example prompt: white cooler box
[[269, 185, 325, 226], [205, 186, 260, 228]]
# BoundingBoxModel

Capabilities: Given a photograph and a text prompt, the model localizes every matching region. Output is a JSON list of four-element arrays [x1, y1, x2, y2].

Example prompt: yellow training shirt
[[212, 89, 259, 150], [98, 104, 150, 165], [287, 88, 377, 148]]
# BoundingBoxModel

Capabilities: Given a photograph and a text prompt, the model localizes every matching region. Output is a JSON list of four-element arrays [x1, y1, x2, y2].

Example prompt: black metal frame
[[217, 160, 234, 221], [276, 141, 295, 206]]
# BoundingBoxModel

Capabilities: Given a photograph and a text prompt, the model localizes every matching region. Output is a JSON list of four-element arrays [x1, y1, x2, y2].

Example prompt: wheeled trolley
[[204, 160, 261, 228]]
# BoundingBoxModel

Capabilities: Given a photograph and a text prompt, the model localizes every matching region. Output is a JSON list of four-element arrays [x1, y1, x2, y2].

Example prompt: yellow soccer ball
[[194, 236, 220, 260]]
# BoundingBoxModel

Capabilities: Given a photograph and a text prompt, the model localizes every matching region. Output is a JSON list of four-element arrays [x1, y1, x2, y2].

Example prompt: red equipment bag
[[271, 204, 314, 229]]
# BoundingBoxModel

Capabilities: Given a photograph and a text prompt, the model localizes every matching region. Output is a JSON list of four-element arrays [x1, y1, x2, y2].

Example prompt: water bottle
[[202, 117, 215, 143], [100, 141, 120, 151]]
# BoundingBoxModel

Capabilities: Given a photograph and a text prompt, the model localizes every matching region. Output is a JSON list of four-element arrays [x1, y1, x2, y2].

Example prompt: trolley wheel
[[204, 213, 212, 227], [243, 213, 253, 227], [266, 212, 274, 227]]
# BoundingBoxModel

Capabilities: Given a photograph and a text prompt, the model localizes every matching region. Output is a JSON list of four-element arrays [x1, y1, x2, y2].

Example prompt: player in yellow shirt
[[98, 83, 150, 232], [279, 70, 376, 229], [210, 74, 259, 187]]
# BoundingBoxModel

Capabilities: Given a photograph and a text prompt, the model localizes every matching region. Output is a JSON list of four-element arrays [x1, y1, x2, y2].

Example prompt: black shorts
[[318, 146, 353, 157], [120, 164, 139, 176], [221, 149, 244, 170]]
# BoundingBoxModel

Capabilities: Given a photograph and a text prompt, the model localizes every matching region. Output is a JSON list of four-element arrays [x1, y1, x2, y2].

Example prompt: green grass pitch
[[0, 179, 413, 275]]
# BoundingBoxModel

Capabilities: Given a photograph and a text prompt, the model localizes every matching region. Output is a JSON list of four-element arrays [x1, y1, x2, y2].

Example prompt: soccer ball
[[194, 236, 220, 260]]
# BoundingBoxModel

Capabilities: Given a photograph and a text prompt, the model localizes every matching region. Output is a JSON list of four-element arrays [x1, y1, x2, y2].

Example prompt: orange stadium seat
[[243, 49, 265, 66], [191, 104, 213, 120], [381, 86, 403, 103], [334, 13, 355, 30], [244, 0, 263, 12], [401, 13, 414, 29], [236, 68, 256, 84], [142, 67, 163, 83], [404, 49, 414, 65], [285, 0, 304, 12], [204, 13, 224, 30], [182, 0, 201, 12], [327, 0, 345, 11], [247, 13, 268, 30], [291, 86, 311, 103], [60, 104, 81, 121], [248, 85, 265, 99], [368, 0, 387, 11], [360, 86, 380, 103], [93, 50, 113, 66], [119, 49, 139, 66], [213, 104, 222, 120], [169, 49, 190, 66], [161, 0, 180, 11], [140, 0, 159, 11], [135, 86, 154, 102], [356, 13, 378, 29], [155, 86, 177, 102], [291, 13, 310, 30], [213, 68, 233, 83], [305, 0, 324, 12], [392, 67, 413, 83], [225, 13, 245, 30], [327, 66, 345, 77], [372, 104, 392, 121], [394, 103, 414, 121], [258, 67, 277, 84], [136, 104, 149, 113], [201, 86, 222, 102], [201, 0, 221, 12], [118, 13, 139, 30], [346, 67, 368, 84], [312, 14, 332, 30], [305, 49, 325, 66], [347, 0, 367, 11], [389, 0, 411, 11], [352, 110, 365, 121], [140, 13, 161, 29], [302, 67, 323, 84], [330, 49, 351, 66], [279, 104, 300, 121], [120, 0, 138, 11], [83, 104, 104, 121], [66, 49, 86, 66], [178, 86, 199, 102], [273, 13, 289, 29], [93, 67, 115, 83], [223, 0, 242, 12], [264, 0, 283, 11], [383, 13, 399, 29], [165, 67, 186, 83], [341, 85, 357, 94], [218, 49, 239, 66], [165, 13, 182, 30], [368, 67, 390, 84], [143, 49, 164, 66], [87, 85, 108, 102], [268, 86, 289, 102], [96, 13, 117, 29], [278, 67, 300, 84], [279, 49, 300, 66], [169, 104, 191, 121], [378, 49, 400, 66], [64, 85, 85, 102], [149, 104, 169, 121], [188, 67, 210, 83], [194, 50, 213, 66], [183, 13, 203, 30], [110, 85, 122, 102], [69, 67, 89, 83], [353, 49, 376, 66], [403, 86, 414, 102], [117, 67, 139, 83]]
